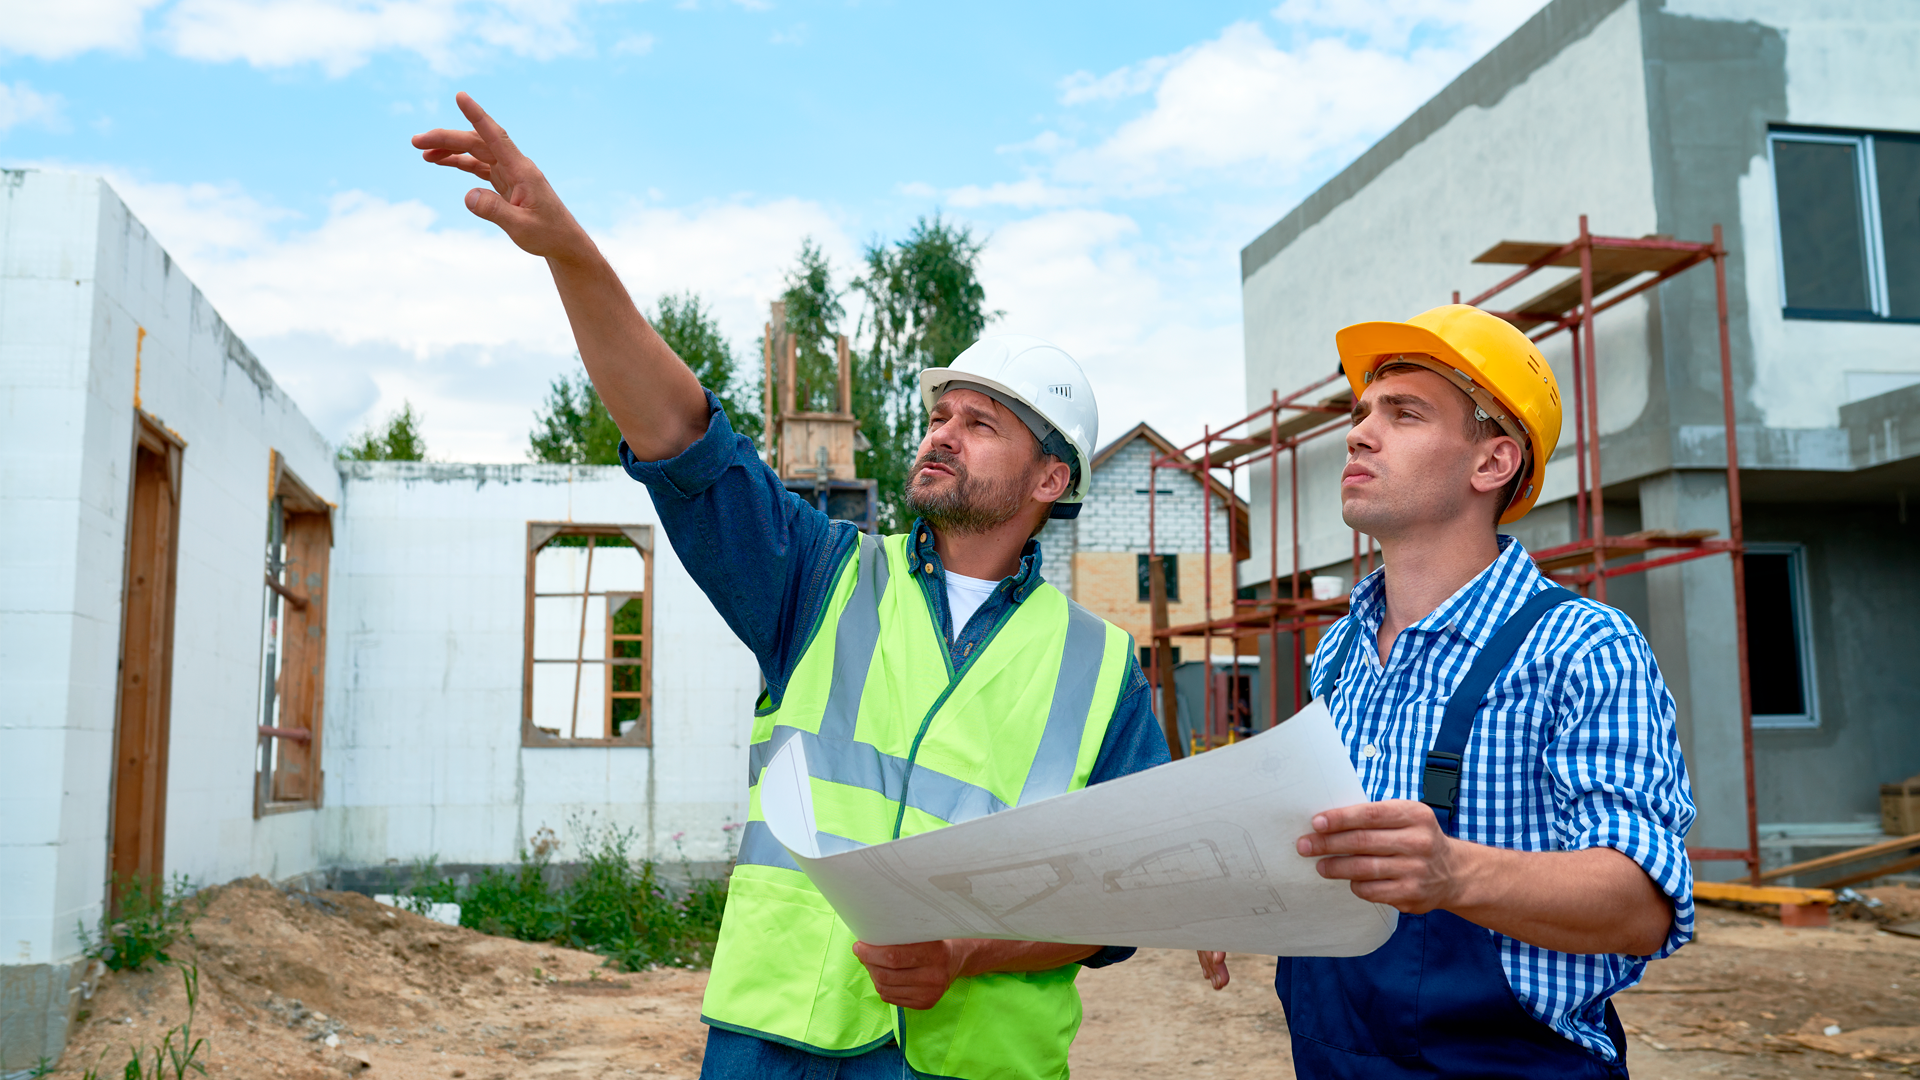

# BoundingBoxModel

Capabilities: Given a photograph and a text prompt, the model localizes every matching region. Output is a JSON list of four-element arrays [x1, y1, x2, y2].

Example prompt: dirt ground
[[48, 878, 1920, 1079]]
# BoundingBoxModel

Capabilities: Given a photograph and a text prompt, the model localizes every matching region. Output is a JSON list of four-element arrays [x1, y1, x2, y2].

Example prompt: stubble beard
[[904, 450, 1029, 536]]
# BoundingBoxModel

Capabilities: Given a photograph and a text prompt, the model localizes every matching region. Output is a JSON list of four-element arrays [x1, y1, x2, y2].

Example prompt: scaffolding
[[1148, 214, 1760, 883]]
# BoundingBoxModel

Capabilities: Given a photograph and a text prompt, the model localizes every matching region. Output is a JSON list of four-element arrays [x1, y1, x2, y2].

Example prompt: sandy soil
[[49, 879, 1920, 1079], [53, 877, 709, 1080]]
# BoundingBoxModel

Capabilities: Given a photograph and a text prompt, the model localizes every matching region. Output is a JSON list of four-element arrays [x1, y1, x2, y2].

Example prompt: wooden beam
[[1817, 851, 1920, 891], [1694, 881, 1835, 906], [1746, 830, 1920, 883], [1148, 554, 1182, 761]]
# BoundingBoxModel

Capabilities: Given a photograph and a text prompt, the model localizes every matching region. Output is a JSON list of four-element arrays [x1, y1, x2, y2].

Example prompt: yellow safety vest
[[701, 530, 1134, 1079]]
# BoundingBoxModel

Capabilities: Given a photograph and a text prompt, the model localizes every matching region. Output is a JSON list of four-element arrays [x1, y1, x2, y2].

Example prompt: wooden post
[[1149, 554, 1184, 760], [836, 334, 852, 416]]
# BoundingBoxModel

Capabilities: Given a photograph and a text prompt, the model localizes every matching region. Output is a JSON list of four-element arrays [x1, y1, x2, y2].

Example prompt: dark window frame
[[1768, 124, 1920, 324], [1745, 542, 1819, 730], [1137, 552, 1180, 603]]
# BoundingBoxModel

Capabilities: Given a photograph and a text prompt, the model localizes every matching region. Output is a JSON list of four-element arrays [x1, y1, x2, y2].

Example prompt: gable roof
[[1091, 422, 1249, 512]]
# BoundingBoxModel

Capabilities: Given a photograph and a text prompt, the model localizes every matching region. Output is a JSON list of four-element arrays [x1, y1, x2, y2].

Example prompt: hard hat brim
[[1335, 319, 1550, 525]]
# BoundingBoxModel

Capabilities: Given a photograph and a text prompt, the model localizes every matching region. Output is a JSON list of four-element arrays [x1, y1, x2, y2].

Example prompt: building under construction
[[1204, 0, 1920, 888]]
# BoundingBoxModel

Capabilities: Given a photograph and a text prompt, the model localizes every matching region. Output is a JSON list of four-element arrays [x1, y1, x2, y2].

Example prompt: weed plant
[[76, 962, 210, 1080], [79, 875, 199, 972], [407, 818, 731, 972]]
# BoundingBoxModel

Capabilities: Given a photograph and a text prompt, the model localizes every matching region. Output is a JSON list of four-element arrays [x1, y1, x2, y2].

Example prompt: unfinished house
[[1034, 423, 1256, 749], [1235, 0, 1920, 880], [0, 170, 760, 1069]]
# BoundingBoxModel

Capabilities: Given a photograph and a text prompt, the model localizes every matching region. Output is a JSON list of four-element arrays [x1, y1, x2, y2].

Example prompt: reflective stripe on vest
[[702, 530, 1133, 1079]]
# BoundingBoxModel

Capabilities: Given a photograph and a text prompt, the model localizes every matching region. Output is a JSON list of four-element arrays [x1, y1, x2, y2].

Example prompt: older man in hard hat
[[1199, 305, 1696, 1077], [414, 94, 1169, 1080]]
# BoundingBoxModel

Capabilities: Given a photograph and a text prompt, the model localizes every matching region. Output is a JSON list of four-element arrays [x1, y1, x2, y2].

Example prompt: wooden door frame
[[106, 410, 186, 910]]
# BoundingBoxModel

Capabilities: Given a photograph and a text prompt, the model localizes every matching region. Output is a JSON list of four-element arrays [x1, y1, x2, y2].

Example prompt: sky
[[0, 0, 1547, 462]]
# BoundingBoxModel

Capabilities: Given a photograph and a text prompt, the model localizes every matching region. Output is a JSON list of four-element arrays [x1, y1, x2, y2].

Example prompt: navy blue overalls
[[1276, 587, 1631, 1079]]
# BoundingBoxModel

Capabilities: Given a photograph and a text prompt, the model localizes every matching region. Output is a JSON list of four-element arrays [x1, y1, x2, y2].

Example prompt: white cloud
[[162, 0, 598, 75], [99, 170, 855, 459], [612, 31, 653, 55], [1271, 0, 1544, 53], [978, 209, 1243, 450], [0, 82, 67, 133], [0, 0, 161, 59], [945, 178, 1085, 211], [1058, 54, 1175, 105]]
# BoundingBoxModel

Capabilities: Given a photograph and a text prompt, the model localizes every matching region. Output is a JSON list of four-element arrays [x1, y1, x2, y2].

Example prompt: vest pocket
[[703, 871, 893, 1052]]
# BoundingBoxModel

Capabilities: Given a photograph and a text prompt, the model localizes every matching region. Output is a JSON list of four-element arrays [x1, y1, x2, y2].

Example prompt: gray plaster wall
[[1238, 0, 1662, 580], [1746, 502, 1920, 825]]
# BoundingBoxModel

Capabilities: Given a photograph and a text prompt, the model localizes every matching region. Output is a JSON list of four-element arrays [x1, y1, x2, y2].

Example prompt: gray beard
[[904, 458, 1028, 536]]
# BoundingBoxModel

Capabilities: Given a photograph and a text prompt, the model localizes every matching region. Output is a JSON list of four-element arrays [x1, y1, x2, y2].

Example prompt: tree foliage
[[339, 401, 428, 461], [779, 240, 847, 416], [852, 217, 999, 531], [528, 292, 761, 465]]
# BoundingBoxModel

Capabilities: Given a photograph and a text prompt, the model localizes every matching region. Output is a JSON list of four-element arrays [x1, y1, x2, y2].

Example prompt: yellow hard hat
[[1335, 304, 1562, 524]]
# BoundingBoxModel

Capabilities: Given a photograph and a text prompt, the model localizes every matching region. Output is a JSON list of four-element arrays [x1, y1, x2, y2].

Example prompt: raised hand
[[412, 92, 593, 263]]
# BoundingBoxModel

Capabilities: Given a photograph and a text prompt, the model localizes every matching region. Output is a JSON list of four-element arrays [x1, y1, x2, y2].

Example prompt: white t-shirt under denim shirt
[[945, 570, 1001, 636]]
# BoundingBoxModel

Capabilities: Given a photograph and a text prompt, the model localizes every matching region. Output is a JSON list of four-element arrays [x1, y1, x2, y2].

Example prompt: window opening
[[256, 454, 331, 815], [1744, 544, 1818, 729], [524, 523, 653, 745], [1138, 552, 1179, 602], [1770, 128, 1920, 321]]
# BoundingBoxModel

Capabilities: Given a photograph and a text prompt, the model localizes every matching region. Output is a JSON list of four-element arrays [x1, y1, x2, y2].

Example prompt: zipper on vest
[[890, 598, 1023, 841]]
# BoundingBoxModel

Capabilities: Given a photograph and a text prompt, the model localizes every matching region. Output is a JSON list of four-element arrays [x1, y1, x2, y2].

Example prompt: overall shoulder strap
[[1313, 617, 1362, 701], [1421, 585, 1579, 833]]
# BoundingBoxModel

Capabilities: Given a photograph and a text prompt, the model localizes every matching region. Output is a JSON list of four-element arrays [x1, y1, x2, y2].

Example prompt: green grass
[[79, 875, 200, 973], [403, 818, 732, 972]]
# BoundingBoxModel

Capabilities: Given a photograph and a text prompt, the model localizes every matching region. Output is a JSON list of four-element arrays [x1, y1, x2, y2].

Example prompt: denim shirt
[[621, 392, 1169, 967]]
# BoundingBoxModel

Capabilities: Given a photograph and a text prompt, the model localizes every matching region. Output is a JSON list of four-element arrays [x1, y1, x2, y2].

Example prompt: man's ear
[[1031, 458, 1073, 503], [1470, 436, 1525, 495]]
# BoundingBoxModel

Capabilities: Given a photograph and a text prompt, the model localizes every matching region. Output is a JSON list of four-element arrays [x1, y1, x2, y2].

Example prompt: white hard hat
[[919, 335, 1099, 518]]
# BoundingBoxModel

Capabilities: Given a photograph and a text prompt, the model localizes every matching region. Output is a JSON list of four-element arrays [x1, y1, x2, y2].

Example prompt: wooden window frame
[[523, 522, 654, 747], [254, 452, 333, 818]]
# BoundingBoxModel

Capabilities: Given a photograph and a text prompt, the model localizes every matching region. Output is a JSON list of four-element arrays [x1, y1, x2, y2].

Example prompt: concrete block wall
[[0, 170, 341, 1069], [321, 462, 760, 870], [1075, 440, 1230, 555]]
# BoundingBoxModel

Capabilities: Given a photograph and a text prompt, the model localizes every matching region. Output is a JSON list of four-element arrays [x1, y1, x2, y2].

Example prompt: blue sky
[[0, 0, 1544, 461]]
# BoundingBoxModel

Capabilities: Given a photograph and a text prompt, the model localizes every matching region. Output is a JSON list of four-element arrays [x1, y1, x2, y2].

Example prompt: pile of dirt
[[51, 877, 708, 1079], [55, 877, 1920, 1078]]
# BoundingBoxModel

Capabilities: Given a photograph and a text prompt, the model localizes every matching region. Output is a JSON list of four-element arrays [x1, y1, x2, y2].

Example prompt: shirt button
[[1360, 744, 1378, 759], [924, 563, 934, 574]]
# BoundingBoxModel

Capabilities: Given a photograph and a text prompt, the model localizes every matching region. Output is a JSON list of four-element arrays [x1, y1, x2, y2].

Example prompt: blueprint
[[759, 699, 1398, 956]]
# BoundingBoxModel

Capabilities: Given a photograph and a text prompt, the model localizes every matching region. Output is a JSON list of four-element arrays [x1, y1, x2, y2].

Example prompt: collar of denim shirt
[[904, 518, 1047, 648]]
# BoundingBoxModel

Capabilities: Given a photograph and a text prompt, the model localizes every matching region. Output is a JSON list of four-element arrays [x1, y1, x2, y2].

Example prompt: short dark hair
[[1374, 362, 1527, 525]]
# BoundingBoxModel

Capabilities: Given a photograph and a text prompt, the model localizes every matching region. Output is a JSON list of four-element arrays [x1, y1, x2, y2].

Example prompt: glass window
[[1875, 135, 1920, 319], [1770, 128, 1920, 321], [1744, 545, 1817, 728], [1137, 552, 1179, 602], [524, 524, 653, 745], [1773, 137, 1872, 313]]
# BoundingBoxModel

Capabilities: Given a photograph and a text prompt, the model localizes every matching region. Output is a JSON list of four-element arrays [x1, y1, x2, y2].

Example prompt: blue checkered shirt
[[1311, 536, 1696, 1060]]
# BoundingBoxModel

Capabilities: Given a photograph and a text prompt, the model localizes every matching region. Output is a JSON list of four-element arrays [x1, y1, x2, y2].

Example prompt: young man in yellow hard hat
[[412, 93, 1170, 1080], [1198, 304, 1696, 1077]]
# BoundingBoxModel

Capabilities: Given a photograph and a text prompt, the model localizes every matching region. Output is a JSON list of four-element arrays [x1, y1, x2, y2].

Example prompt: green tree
[[779, 239, 847, 416], [655, 291, 763, 445], [528, 362, 623, 465], [339, 401, 428, 461], [852, 217, 999, 531], [529, 293, 761, 465]]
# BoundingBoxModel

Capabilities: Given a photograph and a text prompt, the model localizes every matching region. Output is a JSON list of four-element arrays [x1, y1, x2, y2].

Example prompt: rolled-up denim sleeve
[[1549, 630, 1697, 959], [619, 392, 853, 694]]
